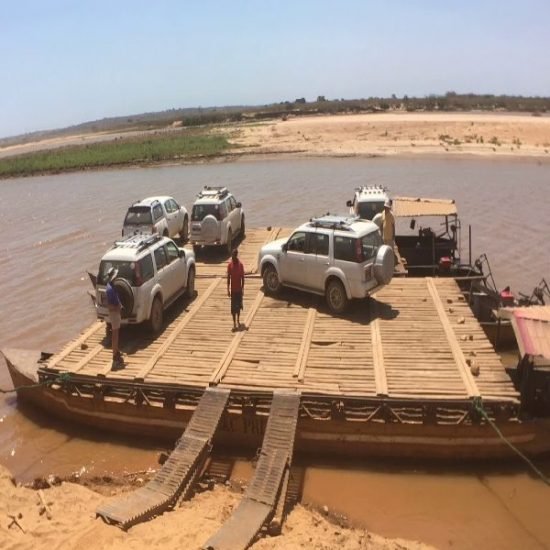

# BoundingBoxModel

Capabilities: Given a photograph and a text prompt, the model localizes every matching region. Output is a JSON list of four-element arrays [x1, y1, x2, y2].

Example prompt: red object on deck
[[500, 288, 515, 306], [439, 256, 452, 270]]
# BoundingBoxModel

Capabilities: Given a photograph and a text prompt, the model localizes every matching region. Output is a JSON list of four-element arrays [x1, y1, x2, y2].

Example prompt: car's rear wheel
[[263, 264, 281, 294], [226, 229, 233, 256], [149, 296, 163, 334], [185, 267, 195, 299], [181, 215, 189, 242], [163, 229, 168, 237], [326, 279, 348, 314]]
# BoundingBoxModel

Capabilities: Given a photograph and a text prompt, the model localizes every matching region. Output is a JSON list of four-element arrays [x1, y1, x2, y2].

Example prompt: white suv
[[258, 215, 394, 313], [122, 196, 189, 242], [95, 234, 196, 333], [190, 186, 245, 255], [346, 185, 390, 221]]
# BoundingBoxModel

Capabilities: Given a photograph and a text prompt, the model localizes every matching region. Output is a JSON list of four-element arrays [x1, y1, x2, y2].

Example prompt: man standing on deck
[[106, 267, 124, 368], [227, 248, 245, 331], [380, 198, 395, 250]]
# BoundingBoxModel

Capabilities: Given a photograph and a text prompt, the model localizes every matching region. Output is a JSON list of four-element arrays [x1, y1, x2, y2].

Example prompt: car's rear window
[[334, 232, 381, 263], [192, 204, 220, 221], [98, 260, 136, 285], [357, 201, 384, 220], [125, 206, 152, 225]]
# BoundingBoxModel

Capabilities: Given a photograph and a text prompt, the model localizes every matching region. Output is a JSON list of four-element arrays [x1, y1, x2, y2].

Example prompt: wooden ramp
[[204, 392, 300, 550], [96, 387, 229, 530]]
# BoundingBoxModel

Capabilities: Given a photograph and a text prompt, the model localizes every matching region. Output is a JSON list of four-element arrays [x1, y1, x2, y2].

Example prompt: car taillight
[[364, 264, 373, 280], [134, 262, 143, 287], [355, 240, 364, 263]]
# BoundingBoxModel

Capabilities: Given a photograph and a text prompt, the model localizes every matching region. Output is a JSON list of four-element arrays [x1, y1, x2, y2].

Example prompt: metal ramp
[[204, 391, 300, 550], [96, 387, 230, 530]]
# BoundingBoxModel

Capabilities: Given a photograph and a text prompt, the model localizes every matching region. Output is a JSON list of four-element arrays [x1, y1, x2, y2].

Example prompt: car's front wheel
[[185, 267, 195, 299], [326, 278, 348, 314], [240, 216, 245, 238], [263, 264, 281, 294], [148, 296, 163, 334]]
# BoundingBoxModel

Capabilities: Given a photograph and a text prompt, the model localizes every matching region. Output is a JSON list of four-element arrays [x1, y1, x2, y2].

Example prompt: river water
[[1, 157, 549, 548]]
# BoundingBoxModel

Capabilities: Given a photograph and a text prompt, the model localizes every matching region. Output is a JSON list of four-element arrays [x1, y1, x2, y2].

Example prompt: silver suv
[[190, 186, 245, 255], [95, 234, 196, 333], [258, 215, 394, 313], [122, 196, 189, 242]]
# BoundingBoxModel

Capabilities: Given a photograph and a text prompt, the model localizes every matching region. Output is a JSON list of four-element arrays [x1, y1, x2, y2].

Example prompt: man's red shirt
[[227, 259, 245, 293]]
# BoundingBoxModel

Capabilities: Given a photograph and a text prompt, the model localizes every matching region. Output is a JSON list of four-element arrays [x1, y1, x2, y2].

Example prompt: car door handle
[[323, 261, 330, 265]]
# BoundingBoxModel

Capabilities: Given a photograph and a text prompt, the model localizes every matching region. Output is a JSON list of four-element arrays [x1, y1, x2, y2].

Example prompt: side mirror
[[236, 202, 242, 208], [410, 219, 416, 230], [282, 243, 288, 253], [346, 200, 353, 208], [179, 249, 186, 258]]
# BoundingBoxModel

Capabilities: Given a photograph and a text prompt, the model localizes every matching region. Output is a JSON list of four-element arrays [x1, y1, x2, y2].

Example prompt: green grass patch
[[0, 132, 231, 178]]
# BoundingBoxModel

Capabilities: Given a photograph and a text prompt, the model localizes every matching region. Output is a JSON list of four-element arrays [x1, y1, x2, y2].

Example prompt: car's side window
[[165, 242, 179, 264], [171, 199, 180, 211], [154, 246, 168, 270], [164, 200, 173, 214], [229, 196, 237, 210], [287, 232, 306, 252], [334, 236, 357, 262], [219, 201, 228, 220], [313, 233, 329, 256], [153, 204, 164, 221], [139, 254, 155, 283]]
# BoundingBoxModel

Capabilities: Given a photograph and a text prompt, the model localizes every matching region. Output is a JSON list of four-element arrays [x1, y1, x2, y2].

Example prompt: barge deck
[[43, 228, 517, 405]]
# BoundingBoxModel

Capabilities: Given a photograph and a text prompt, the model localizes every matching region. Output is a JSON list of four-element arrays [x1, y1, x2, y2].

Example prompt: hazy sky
[[1, 0, 549, 138]]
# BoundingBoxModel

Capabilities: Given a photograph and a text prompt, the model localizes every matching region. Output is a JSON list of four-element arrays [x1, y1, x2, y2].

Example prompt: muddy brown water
[[1, 157, 549, 548]]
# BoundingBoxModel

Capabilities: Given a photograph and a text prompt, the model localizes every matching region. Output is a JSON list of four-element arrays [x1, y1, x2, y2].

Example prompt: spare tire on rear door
[[373, 245, 394, 285], [201, 214, 218, 242], [113, 278, 134, 318]]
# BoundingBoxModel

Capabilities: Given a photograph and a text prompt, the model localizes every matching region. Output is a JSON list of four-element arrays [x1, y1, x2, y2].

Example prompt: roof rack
[[113, 234, 163, 251], [355, 185, 388, 194], [197, 185, 229, 199], [309, 214, 359, 231]]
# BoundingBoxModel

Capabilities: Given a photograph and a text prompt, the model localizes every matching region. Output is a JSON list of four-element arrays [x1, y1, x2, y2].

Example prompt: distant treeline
[[2, 92, 549, 147]]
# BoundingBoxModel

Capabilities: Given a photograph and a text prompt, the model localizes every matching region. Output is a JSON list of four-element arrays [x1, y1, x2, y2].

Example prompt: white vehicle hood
[[260, 238, 287, 257]]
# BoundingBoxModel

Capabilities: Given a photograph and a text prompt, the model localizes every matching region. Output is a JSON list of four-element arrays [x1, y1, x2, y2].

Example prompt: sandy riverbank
[[225, 112, 550, 159], [2, 112, 550, 164], [0, 465, 432, 550]]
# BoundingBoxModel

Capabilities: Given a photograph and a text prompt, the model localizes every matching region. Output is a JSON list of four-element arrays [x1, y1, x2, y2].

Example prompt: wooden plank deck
[[46, 228, 519, 404]]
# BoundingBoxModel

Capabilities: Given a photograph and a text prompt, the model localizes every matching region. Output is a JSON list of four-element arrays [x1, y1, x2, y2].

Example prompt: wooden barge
[[3, 228, 550, 459]]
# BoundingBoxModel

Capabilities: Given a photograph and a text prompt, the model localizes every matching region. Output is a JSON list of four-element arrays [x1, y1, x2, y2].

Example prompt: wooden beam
[[370, 301, 388, 396], [209, 289, 265, 385], [72, 344, 104, 373], [293, 308, 316, 381], [133, 279, 221, 381], [426, 278, 480, 398], [47, 321, 104, 371]]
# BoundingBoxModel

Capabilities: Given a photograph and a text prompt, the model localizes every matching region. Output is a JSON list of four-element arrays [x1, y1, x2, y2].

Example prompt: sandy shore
[[0, 465, 433, 550], [2, 112, 550, 163], [225, 112, 550, 159]]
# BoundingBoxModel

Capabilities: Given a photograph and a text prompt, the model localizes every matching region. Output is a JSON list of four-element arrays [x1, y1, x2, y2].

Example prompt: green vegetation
[[0, 132, 230, 178]]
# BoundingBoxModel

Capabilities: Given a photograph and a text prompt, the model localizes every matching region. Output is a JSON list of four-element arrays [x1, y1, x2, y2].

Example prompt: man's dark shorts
[[231, 292, 243, 316]]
